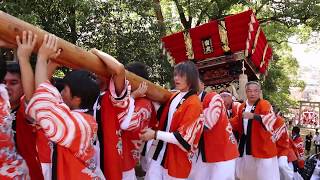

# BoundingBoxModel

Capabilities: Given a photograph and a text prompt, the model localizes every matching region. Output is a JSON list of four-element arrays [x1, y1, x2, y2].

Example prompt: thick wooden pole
[[0, 11, 172, 103]]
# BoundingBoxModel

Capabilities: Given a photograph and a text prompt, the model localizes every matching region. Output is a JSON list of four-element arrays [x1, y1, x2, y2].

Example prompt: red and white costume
[[145, 91, 204, 180], [13, 98, 44, 180], [121, 97, 156, 180], [227, 102, 241, 119], [292, 134, 305, 169], [93, 79, 130, 180], [274, 116, 294, 180], [189, 92, 239, 180], [287, 138, 298, 163], [26, 81, 104, 180], [35, 129, 53, 179], [0, 84, 29, 179], [287, 135, 305, 180], [231, 99, 280, 180]]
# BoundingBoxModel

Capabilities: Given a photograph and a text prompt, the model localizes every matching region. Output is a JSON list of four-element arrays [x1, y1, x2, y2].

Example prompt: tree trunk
[[173, 0, 190, 29], [68, 4, 77, 44], [153, 0, 166, 37]]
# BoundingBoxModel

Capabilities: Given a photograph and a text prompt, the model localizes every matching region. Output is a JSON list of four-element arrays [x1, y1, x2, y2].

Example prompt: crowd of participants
[[0, 31, 307, 180]]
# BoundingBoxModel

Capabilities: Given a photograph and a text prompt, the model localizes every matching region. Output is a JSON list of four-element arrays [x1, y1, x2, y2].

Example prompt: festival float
[[161, 10, 272, 100]]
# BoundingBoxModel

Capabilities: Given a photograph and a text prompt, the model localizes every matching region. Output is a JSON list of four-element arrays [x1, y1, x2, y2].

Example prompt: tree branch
[[153, 0, 166, 36], [258, 16, 291, 29], [173, 0, 190, 29], [268, 39, 301, 45], [196, 0, 215, 26], [255, 0, 269, 15], [68, 4, 77, 44], [267, 39, 287, 45], [187, 0, 192, 28]]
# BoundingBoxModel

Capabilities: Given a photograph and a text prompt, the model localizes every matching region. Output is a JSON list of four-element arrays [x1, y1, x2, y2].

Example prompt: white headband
[[220, 92, 232, 97]]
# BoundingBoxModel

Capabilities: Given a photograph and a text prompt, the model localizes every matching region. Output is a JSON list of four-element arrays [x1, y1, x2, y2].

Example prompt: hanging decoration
[[300, 108, 319, 128]]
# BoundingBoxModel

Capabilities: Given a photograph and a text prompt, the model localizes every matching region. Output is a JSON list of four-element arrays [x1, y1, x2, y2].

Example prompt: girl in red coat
[[140, 61, 204, 180]]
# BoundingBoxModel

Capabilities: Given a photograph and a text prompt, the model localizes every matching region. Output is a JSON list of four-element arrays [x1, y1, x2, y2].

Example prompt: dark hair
[[0, 58, 6, 82], [63, 70, 100, 110], [174, 61, 199, 93], [126, 62, 149, 80], [53, 77, 64, 92], [199, 73, 205, 83], [6, 62, 21, 75], [292, 126, 300, 135], [272, 105, 280, 114]]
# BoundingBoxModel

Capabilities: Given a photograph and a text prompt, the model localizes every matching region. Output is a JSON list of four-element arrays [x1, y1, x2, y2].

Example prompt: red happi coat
[[230, 101, 241, 118], [122, 97, 156, 171], [231, 99, 278, 158], [157, 93, 204, 178], [35, 128, 53, 180], [15, 99, 43, 180], [35, 129, 52, 164], [274, 116, 290, 157], [287, 138, 298, 162], [98, 79, 130, 180], [26, 82, 104, 180], [0, 84, 29, 179], [200, 92, 239, 162], [292, 135, 305, 168]]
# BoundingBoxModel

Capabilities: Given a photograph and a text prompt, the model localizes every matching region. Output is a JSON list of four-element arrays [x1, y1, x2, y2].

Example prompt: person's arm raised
[[35, 34, 61, 88], [90, 49, 125, 96], [16, 31, 37, 103]]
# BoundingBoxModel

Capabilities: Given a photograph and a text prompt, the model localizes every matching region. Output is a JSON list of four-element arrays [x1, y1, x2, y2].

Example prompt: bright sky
[[290, 37, 320, 67], [289, 36, 320, 102], [289, 36, 320, 87]]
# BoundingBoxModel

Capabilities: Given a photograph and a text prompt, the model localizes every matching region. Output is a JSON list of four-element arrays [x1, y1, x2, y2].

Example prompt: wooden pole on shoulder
[[0, 11, 172, 103]]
